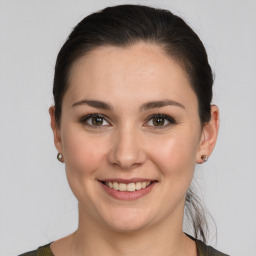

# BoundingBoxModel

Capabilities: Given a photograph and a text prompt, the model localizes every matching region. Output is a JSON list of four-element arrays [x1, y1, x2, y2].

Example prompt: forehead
[[64, 42, 197, 107]]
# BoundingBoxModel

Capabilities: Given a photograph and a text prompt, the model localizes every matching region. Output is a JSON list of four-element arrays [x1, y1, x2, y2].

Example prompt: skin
[[49, 42, 219, 256]]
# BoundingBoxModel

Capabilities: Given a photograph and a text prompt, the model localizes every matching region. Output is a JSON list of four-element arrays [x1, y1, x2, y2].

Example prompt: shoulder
[[18, 242, 54, 256], [196, 239, 229, 256]]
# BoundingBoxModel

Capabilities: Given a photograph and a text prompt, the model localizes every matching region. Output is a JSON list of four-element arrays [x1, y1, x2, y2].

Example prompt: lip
[[100, 178, 156, 184], [98, 179, 158, 201]]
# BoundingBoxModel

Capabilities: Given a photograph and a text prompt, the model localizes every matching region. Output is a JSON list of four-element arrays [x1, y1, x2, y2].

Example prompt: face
[[50, 42, 214, 232]]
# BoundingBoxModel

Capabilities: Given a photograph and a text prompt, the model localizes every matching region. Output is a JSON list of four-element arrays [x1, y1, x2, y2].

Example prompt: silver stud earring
[[201, 155, 208, 163], [57, 153, 64, 163]]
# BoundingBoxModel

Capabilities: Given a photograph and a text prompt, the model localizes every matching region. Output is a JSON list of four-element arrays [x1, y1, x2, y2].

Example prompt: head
[[49, 4, 219, 241]]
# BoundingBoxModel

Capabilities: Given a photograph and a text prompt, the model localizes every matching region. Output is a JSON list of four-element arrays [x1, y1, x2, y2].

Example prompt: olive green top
[[19, 239, 229, 256]]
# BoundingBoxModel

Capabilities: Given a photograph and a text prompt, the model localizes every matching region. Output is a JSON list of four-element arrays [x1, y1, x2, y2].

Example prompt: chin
[[101, 208, 153, 233]]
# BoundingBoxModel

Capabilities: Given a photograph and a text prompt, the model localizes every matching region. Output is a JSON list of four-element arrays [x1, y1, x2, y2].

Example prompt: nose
[[108, 125, 146, 170]]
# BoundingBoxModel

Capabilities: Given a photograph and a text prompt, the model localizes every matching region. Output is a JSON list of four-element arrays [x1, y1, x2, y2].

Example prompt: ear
[[196, 105, 219, 164], [49, 106, 63, 155]]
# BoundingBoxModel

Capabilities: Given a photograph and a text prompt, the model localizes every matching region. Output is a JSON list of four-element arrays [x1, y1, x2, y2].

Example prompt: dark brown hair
[[53, 4, 214, 242]]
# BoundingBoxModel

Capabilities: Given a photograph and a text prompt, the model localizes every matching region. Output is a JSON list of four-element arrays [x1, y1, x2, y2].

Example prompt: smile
[[104, 181, 152, 192], [99, 179, 158, 200]]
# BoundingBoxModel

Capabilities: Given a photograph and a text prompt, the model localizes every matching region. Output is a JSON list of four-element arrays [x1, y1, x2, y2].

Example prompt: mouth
[[102, 180, 153, 192], [98, 179, 158, 200]]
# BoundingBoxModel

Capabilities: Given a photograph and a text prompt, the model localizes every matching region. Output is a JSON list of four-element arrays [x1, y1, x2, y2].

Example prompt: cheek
[[60, 125, 110, 210], [149, 130, 200, 179], [61, 125, 107, 176]]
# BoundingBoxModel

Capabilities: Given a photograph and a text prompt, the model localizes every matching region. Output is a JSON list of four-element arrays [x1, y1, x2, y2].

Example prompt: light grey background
[[0, 0, 255, 255]]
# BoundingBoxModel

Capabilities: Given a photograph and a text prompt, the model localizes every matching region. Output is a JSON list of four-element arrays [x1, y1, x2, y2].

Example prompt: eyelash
[[145, 114, 176, 128], [80, 114, 111, 128], [80, 113, 176, 128]]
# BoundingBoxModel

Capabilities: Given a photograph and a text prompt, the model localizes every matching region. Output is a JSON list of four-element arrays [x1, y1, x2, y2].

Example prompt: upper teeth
[[105, 181, 151, 192]]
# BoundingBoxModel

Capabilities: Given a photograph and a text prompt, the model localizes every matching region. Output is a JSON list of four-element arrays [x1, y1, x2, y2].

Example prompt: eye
[[145, 114, 175, 128], [80, 114, 110, 127]]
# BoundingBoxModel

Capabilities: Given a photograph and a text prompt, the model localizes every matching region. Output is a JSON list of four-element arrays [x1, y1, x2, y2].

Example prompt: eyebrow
[[140, 99, 185, 111], [72, 99, 185, 111], [72, 99, 113, 110]]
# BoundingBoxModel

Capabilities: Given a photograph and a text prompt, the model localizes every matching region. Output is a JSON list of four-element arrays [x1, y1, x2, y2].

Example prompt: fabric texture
[[19, 239, 229, 256]]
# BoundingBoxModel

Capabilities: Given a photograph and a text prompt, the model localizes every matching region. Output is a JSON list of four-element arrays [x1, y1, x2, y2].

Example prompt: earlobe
[[49, 106, 63, 154], [197, 105, 219, 164]]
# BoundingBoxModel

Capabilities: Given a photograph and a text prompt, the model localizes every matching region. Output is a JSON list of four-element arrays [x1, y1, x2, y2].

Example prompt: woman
[[20, 4, 228, 256]]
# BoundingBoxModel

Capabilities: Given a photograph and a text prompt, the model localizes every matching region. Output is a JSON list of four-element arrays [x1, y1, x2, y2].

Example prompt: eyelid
[[80, 113, 112, 127], [144, 114, 176, 128], [79, 113, 176, 128]]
